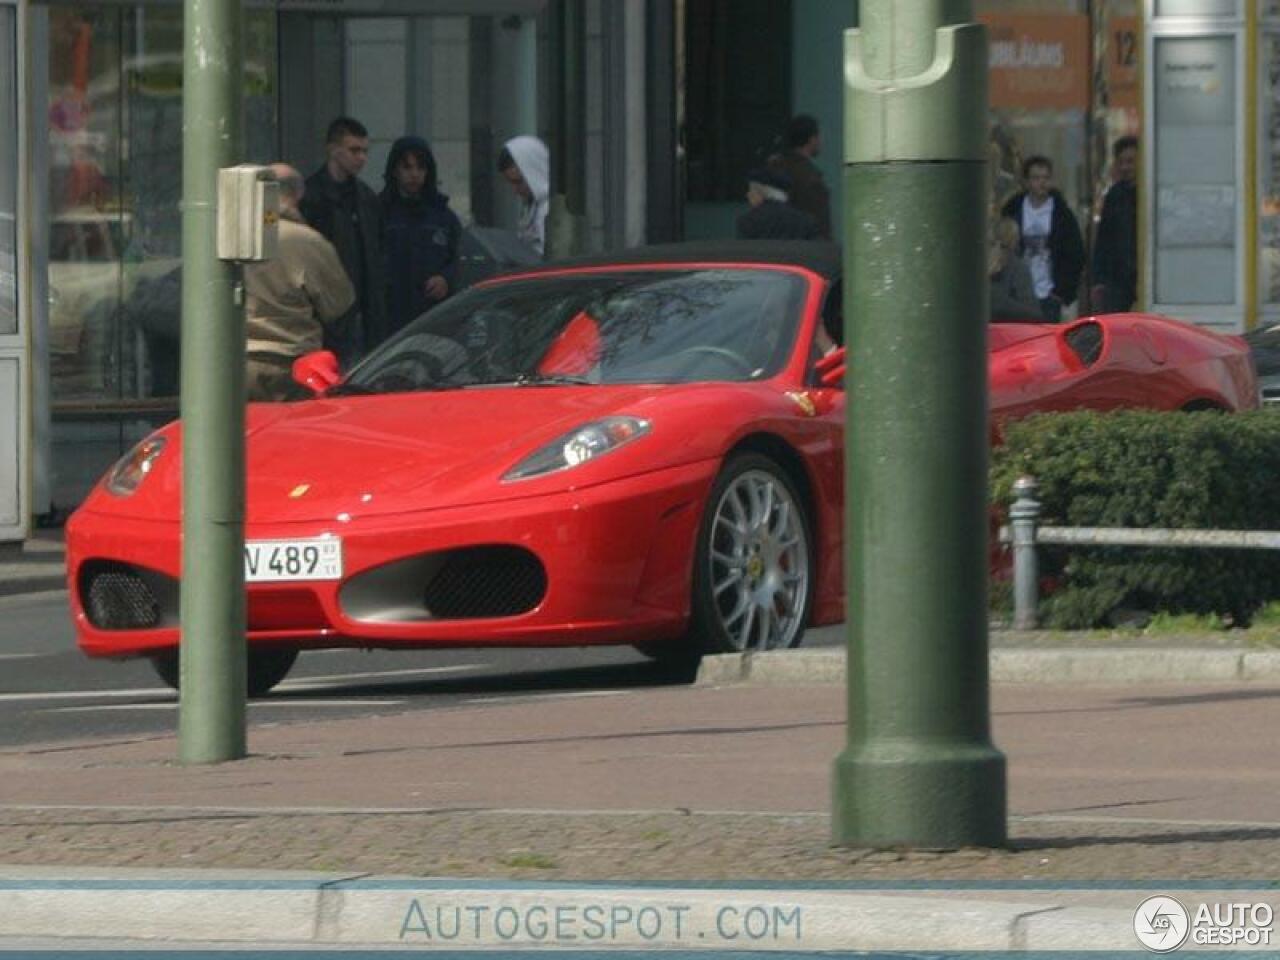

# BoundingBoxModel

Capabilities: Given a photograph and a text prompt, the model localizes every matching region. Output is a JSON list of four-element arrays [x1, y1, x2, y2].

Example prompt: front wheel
[[149, 647, 299, 697], [689, 453, 814, 655]]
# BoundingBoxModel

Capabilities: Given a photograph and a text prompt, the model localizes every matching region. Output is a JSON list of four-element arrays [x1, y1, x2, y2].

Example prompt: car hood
[[241, 385, 664, 522]]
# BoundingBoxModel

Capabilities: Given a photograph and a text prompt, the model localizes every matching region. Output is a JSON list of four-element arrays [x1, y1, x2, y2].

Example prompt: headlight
[[503, 417, 651, 482], [105, 436, 167, 496]]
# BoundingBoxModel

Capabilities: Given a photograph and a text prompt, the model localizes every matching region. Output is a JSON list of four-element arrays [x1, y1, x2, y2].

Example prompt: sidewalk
[[3, 676, 1280, 949], [3, 678, 1280, 881]]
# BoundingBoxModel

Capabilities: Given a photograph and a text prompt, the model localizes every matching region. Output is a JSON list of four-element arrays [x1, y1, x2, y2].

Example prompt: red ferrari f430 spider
[[66, 242, 1258, 692]]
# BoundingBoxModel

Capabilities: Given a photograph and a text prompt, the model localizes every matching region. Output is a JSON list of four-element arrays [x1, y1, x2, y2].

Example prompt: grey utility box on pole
[[216, 165, 280, 263], [833, 1, 1007, 848]]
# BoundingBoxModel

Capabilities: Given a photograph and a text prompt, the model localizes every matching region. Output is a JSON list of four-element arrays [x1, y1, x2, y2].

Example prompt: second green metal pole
[[833, 1, 1006, 847], [178, 0, 246, 764]]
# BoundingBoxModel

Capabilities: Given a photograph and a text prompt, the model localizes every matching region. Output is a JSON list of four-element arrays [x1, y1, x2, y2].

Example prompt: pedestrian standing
[[1001, 155, 1085, 323], [735, 168, 821, 241], [497, 135, 550, 257], [381, 136, 462, 339], [299, 116, 386, 365], [244, 164, 354, 401], [989, 216, 1039, 322], [1091, 135, 1139, 314], [767, 114, 832, 239]]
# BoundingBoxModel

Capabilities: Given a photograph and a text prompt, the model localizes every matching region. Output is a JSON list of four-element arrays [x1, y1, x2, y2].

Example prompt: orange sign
[[980, 13, 1090, 111], [1106, 17, 1141, 110]]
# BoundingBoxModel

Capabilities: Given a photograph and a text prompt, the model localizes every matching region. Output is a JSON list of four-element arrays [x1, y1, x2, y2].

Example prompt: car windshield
[[342, 268, 807, 395]]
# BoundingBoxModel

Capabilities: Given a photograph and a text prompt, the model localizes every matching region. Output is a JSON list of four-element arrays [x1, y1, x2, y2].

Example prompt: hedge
[[990, 410, 1280, 628]]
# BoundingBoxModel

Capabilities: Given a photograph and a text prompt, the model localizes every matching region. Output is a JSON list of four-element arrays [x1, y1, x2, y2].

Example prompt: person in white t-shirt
[[1000, 155, 1085, 323]]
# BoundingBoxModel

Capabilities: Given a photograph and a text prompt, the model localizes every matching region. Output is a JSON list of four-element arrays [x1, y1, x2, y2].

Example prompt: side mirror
[[292, 350, 341, 395], [815, 346, 846, 388]]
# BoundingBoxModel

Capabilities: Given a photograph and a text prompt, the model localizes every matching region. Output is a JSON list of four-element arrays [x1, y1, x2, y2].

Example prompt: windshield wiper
[[463, 373, 594, 388], [326, 381, 461, 396], [516, 373, 594, 386]]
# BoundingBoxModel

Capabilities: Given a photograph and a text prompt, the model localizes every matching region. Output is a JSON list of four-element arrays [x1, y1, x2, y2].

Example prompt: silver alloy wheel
[[707, 468, 809, 651]]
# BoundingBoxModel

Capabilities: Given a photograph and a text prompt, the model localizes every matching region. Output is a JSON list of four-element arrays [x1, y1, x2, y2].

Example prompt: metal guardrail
[[1004, 476, 1280, 629]]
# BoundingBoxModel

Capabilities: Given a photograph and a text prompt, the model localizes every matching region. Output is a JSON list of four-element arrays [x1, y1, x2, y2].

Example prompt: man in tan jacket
[[245, 164, 355, 401]]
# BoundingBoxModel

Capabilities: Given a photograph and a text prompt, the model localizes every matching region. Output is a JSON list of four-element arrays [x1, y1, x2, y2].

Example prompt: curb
[[696, 647, 1280, 686], [0, 565, 66, 598], [0, 865, 1195, 951]]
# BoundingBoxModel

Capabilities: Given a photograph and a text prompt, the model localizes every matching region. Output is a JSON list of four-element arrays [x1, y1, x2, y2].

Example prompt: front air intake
[[81, 561, 161, 630], [423, 546, 547, 618]]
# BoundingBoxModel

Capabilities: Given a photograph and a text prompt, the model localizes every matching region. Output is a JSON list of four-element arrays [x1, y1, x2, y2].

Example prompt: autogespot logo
[[1134, 895, 1191, 952]]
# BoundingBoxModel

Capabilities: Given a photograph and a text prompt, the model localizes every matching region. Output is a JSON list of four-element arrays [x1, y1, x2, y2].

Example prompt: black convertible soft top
[[508, 240, 842, 282]]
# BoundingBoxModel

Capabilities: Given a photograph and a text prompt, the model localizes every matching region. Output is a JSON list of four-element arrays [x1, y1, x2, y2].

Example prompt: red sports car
[[66, 242, 1258, 693]]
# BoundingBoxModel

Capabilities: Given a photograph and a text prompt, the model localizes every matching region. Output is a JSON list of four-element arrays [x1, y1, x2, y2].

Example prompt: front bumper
[[67, 461, 717, 659]]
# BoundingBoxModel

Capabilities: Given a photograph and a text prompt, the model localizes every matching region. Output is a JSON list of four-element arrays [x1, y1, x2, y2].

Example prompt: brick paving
[[3, 681, 1279, 881]]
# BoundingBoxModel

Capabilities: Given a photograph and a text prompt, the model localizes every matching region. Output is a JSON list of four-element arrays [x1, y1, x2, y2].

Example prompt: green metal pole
[[178, 0, 246, 763], [832, 0, 1006, 847]]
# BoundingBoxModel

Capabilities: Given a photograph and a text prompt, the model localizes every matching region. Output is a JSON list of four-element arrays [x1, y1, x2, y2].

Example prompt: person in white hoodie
[[497, 135, 550, 257]]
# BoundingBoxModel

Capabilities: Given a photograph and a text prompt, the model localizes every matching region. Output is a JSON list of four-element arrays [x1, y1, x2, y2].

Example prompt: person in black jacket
[[380, 136, 462, 340], [1000, 155, 1085, 323], [299, 116, 387, 365], [766, 114, 832, 239], [1091, 136, 1139, 314], [735, 167, 821, 241]]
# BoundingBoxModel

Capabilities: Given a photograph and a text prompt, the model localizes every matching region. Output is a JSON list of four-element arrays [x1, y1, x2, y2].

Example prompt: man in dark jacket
[[299, 116, 386, 365], [1000, 155, 1085, 323], [736, 168, 821, 241], [767, 114, 832, 239], [1091, 135, 1139, 314], [381, 136, 463, 339]]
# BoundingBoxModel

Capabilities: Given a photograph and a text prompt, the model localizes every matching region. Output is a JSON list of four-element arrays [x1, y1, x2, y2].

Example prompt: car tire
[[149, 647, 300, 698], [688, 452, 815, 656]]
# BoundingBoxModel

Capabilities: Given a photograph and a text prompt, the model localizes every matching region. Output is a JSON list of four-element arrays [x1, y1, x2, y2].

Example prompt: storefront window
[[1084, 1, 1142, 306], [0, 5, 17, 337], [978, 5, 1089, 204], [46, 4, 278, 403], [46, 7, 122, 398], [978, 1, 1091, 307]]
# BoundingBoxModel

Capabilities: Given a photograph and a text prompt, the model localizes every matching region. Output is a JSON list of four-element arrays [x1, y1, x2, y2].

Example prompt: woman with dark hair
[[381, 136, 463, 341]]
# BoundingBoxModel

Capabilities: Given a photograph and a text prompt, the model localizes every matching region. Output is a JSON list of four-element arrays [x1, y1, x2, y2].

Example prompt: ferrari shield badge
[[785, 391, 817, 417]]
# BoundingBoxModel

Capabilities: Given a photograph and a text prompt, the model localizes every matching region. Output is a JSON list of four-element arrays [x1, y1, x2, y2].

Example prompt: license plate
[[244, 537, 343, 583]]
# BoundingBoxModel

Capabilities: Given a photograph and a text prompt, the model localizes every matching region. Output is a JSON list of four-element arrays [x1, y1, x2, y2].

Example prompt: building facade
[[1, 0, 1277, 542], [2, 0, 664, 541]]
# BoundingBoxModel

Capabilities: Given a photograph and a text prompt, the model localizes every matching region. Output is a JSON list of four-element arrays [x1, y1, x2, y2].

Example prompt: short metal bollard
[[1009, 476, 1041, 630]]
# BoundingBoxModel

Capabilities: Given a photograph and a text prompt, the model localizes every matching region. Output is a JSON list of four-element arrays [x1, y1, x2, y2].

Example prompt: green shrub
[[990, 410, 1280, 628]]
